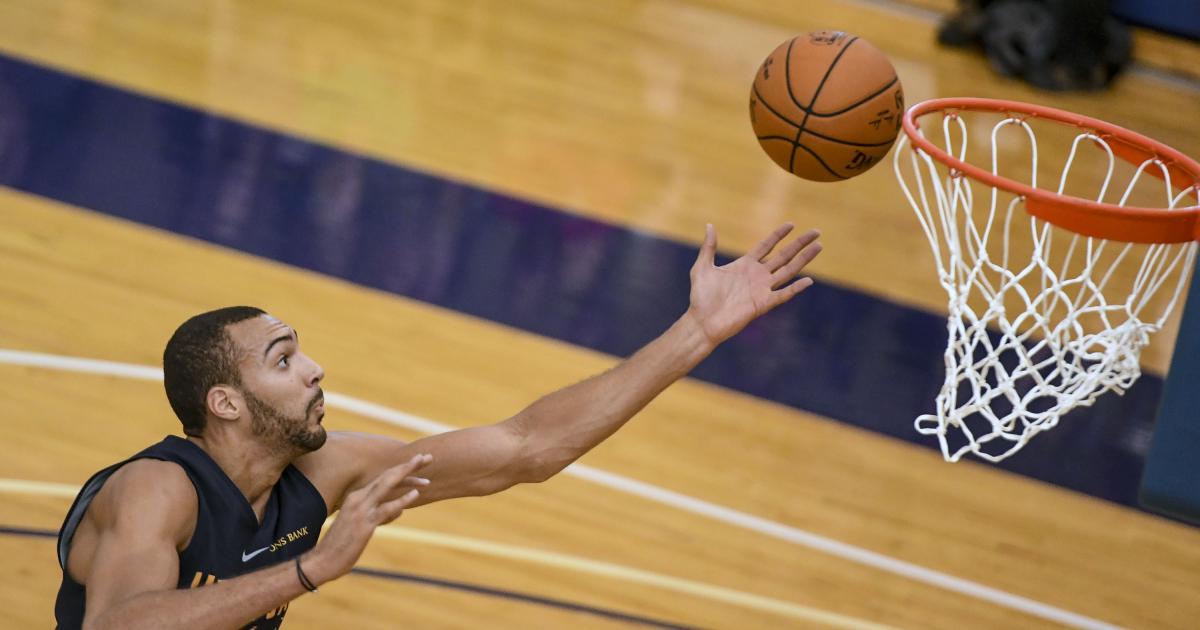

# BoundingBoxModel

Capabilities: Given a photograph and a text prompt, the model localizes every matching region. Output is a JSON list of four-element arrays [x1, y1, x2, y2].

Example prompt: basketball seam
[[792, 141, 848, 180], [798, 36, 859, 128], [793, 37, 859, 176], [789, 129, 803, 173], [757, 120, 895, 148], [757, 130, 891, 150], [784, 38, 803, 173], [787, 126, 895, 148], [782, 38, 804, 123], [811, 76, 899, 117], [753, 75, 897, 126]]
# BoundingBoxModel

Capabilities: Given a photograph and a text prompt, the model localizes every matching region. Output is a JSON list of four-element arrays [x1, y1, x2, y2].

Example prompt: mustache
[[308, 389, 325, 411]]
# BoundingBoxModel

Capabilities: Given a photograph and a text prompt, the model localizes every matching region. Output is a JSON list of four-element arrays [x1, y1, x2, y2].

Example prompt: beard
[[244, 388, 327, 453]]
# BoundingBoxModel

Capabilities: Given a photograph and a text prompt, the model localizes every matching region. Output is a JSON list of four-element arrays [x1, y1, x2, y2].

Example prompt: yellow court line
[[0, 479, 79, 499], [1, 478, 895, 630]]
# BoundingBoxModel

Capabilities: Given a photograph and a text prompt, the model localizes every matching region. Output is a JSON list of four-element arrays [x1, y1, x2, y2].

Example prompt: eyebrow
[[263, 328, 299, 360]]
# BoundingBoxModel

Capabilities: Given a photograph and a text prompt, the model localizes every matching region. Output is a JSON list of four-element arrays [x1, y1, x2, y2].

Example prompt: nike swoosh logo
[[241, 546, 270, 562]]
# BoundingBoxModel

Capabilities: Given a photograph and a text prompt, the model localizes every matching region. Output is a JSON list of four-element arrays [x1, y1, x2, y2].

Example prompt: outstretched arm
[[505, 223, 821, 482], [310, 223, 821, 507]]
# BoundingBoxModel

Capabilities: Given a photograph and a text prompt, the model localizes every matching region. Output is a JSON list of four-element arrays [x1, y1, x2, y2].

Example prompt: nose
[[304, 354, 325, 387]]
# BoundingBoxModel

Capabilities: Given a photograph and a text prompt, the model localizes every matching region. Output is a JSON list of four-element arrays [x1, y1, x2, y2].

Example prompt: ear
[[206, 385, 243, 422]]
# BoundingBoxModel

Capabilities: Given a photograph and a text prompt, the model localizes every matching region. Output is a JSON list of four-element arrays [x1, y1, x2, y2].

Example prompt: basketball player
[[54, 223, 822, 629]]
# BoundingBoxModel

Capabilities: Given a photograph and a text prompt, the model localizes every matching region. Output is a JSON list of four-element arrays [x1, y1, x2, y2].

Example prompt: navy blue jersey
[[54, 436, 328, 629]]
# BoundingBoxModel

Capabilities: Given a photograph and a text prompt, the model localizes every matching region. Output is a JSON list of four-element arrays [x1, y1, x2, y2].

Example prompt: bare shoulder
[[68, 459, 197, 585], [88, 459, 197, 543]]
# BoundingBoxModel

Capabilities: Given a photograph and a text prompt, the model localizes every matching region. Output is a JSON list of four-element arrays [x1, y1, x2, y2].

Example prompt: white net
[[894, 109, 1198, 462]]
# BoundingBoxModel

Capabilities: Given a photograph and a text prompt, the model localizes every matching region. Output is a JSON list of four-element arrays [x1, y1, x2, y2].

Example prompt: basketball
[[749, 31, 904, 182]]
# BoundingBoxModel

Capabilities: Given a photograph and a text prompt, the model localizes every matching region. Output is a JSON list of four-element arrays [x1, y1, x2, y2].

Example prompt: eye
[[277, 355, 290, 368]]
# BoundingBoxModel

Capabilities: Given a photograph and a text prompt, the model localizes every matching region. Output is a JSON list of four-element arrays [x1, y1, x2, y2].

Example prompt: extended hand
[[687, 223, 821, 345]]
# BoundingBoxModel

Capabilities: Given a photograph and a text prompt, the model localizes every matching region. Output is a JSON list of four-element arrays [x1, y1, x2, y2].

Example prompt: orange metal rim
[[900, 97, 1200, 244]]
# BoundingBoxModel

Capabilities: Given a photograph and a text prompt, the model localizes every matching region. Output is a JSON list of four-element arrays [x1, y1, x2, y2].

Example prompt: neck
[[187, 433, 295, 519]]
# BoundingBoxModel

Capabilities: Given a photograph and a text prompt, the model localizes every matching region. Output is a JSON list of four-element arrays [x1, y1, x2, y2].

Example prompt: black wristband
[[295, 557, 318, 593]]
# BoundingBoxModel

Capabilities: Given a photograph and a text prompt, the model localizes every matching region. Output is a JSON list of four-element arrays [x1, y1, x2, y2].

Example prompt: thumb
[[694, 223, 717, 270]]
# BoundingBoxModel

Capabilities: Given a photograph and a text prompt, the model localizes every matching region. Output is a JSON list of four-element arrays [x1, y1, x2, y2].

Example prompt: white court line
[[0, 348, 1119, 629]]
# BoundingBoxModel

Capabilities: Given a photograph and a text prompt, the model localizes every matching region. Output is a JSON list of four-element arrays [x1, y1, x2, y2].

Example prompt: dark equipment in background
[[937, 0, 1131, 91]]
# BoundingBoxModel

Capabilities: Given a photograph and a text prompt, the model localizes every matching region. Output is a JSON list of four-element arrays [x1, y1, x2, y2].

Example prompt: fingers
[[377, 488, 421, 524], [771, 277, 816, 307], [747, 223, 795, 262], [770, 238, 822, 286], [364, 454, 433, 504], [764, 228, 821, 272], [767, 234, 822, 307]]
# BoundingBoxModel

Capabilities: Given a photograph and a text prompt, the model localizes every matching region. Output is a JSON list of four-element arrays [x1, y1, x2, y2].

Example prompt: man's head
[[163, 307, 326, 454]]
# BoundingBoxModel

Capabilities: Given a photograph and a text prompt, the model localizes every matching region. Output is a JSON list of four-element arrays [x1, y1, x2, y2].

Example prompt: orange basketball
[[749, 31, 904, 182]]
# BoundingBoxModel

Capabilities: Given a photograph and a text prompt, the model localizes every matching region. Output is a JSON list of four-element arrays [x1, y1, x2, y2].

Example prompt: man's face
[[226, 314, 327, 453]]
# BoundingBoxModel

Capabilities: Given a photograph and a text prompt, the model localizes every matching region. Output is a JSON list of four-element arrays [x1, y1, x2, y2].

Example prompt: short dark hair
[[163, 306, 266, 436]]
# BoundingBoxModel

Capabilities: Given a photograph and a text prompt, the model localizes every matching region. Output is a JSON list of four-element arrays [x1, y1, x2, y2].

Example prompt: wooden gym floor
[[1, 1, 1199, 628]]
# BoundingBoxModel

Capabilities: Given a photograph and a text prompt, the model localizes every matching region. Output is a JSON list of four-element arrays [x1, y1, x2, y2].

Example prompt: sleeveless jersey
[[54, 435, 328, 629]]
